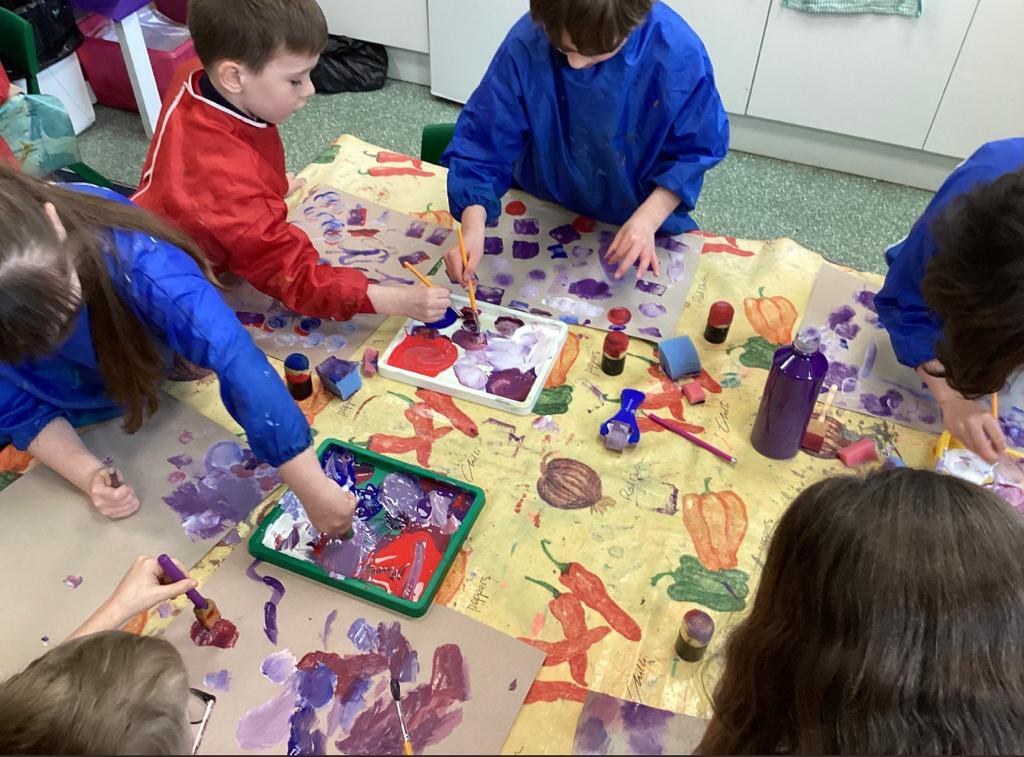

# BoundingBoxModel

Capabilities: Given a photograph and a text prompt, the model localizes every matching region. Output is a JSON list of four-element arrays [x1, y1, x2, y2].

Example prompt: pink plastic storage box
[[76, 13, 198, 112], [155, 0, 188, 24]]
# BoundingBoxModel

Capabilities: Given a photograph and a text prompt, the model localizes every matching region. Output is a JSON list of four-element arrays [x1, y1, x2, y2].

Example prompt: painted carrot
[[416, 389, 479, 437], [545, 332, 582, 388], [540, 540, 642, 642], [524, 679, 590, 705], [698, 369, 722, 394], [366, 149, 423, 167]]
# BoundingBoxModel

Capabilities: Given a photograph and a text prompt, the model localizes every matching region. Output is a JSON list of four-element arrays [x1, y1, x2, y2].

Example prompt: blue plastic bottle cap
[[659, 336, 701, 380]]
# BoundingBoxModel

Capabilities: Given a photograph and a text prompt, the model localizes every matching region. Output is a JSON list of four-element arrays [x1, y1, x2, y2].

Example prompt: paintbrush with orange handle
[[157, 554, 221, 630], [402, 261, 434, 289], [457, 226, 480, 331]]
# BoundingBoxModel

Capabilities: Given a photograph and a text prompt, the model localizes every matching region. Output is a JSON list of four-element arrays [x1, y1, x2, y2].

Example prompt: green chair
[[0, 6, 113, 188], [420, 123, 457, 166]]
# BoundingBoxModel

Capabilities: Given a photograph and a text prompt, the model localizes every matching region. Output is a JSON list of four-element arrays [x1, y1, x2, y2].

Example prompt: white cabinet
[[427, 0, 527, 103], [925, 0, 1024, 158], [319, 0, 429, 53], [747, 0, 979, 148], [663, 0, 771, 115]]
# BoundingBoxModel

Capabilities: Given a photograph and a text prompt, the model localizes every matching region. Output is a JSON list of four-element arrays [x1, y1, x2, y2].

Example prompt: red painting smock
[[134, 68, 375, 321]]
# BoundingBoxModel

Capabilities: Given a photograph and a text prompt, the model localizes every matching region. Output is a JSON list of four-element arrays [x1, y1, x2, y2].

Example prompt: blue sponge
[[659, 336, 701, 380], [316, 357, 362, 401]]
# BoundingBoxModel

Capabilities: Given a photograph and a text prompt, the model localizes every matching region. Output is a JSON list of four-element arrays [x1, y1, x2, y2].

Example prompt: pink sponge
[[838, 437, 878, 467], [682, 381, 706, 406]]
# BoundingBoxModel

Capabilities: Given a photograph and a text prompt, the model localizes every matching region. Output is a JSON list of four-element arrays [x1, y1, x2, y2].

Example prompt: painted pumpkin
[[537, 454, 614, 512], [681, 478, 748, 572], [744, 288, 798, 345], [412, 204, 455, 229]]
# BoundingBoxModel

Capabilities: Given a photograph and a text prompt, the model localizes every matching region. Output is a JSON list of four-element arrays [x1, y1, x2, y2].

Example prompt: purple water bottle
[[751, 327, 829, 460]]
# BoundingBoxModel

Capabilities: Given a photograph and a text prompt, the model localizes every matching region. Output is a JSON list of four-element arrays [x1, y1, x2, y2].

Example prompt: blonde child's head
[[188, 0, 328, 124], [698, 468, 1024, 755], [0, 631, 192, 755], [530, 0, 653, 69]]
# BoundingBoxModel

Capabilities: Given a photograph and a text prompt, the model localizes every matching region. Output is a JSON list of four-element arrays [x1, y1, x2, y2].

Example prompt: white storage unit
[[319, 0, 429, 52], [427, 0, 527, 103], [746, 0, 979, 149], [663, 0, 771, 115], [924, 0, 1024, 158]]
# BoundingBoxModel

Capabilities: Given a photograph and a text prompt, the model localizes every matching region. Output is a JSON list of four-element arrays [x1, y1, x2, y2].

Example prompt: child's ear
[[214, 59, 245, 95]]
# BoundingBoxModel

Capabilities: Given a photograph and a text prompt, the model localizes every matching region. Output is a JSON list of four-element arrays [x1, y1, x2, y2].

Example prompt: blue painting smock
[[442, 1, 729, 234], [0, 185, 311, 467], [876, 139, 1024, 368]]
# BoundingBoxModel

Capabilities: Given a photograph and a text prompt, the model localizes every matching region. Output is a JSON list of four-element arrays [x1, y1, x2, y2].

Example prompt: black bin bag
[[311, 34, 388, 94], [1, 0, 84, 79]]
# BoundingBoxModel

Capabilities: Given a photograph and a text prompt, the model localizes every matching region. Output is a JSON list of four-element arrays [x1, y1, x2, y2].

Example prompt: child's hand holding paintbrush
[[67, 555, 199, 640]]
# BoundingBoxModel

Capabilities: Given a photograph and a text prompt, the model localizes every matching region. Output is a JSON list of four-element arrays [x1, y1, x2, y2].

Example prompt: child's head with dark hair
[[188, 0, 327, 123], [530, 0, 653, 67], [923, 169, 1024, 397], [0, 166, 215, 434], [698, 469, 1024, 755]]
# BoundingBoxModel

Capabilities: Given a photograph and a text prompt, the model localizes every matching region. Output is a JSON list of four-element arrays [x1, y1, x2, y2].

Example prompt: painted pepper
[[650, 554, 749, 612], [540, 540, 642, 642], [681, 478, 748, 572], [524, 679, 590, 705], [524, 577, 593, 686], [744, 287, 799, 345], [416, 388, 479, 437]]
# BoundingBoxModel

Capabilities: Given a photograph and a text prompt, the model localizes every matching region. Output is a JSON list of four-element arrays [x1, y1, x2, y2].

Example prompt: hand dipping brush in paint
[[441, 0, 728, 287], [0, 168, 355, 537]]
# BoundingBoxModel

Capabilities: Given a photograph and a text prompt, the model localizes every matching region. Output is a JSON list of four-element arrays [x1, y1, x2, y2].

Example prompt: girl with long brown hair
[[698, 468, 1024, 755], [0, 167, 353, 535]]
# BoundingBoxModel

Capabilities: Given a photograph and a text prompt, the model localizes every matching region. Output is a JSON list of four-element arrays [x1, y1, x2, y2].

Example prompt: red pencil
[[644, 411, 737, 465]]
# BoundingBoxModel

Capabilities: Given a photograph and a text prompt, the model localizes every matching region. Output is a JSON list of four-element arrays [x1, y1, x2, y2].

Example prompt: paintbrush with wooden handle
[[456, 226, 481, 332], [157, 554, 222, 630]]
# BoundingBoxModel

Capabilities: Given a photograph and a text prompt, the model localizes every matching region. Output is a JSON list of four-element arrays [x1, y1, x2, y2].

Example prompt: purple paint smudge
[[247, 560, 286, 644], [528, 269, 547, 281], [861, 342, 878, 379], [157, 602, 173, 618], [508, 679, 518, 691], [575, 716, 611, 754], [855, 289, 877, 312], [513, 218, 540, 235], [405, 221, 426, 239], [550, 224, 582, 245], [237, 677, 299, 750], [655, 236, 687, 253], [512, 241, 540, 259], [636, 279, 667, 296], [638, 303, 667, 318], [827, 305, 861, 340], [548, 243, 568, 259], [347, 618, 379, 653], [861, 389, 904, 417], [426, 228, 451, 246], [483, 237, 504, 255], [262, 650, 298, 684], [398, 251, 429, 267], [167, 454, 193, 468], [825, 362, 859, 394], [322, 609, 338, 648], [63, 575, 82, 589], [162, 441, 280, 541], [638, 327, 663, 338], [475, 285, 506, 305], [621, 700, 674, 754], [178, 431, 194, 444], [204, 669, 231, 692], [568, 279, 612, 300]]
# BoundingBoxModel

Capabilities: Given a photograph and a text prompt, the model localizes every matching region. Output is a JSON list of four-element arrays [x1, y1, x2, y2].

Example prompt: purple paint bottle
[[751, 327, 829, 460]]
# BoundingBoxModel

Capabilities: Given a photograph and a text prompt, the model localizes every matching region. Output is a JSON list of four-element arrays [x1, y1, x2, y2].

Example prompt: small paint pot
[[601, 332, 630, 376], [704, 301, 734, 344], [284, 353, 313, 401], [675, 608, 714, 662]]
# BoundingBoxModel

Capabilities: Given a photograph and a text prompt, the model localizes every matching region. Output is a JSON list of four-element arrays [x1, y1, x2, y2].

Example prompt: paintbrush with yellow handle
[[456, 226, 481, 331], [391, 678, 415, 755]]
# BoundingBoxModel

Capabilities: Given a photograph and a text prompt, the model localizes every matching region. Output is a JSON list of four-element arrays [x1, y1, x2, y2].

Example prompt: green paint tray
[[249, 438, 485, 617]]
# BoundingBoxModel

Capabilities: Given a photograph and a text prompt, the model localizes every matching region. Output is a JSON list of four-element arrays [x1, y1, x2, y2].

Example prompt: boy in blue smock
[[876, 138, 1024, 463], [442, 0, 729, 284]]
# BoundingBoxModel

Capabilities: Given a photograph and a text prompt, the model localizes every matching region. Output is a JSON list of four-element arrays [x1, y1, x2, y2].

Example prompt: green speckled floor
[[78, 79, 932, 275]]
